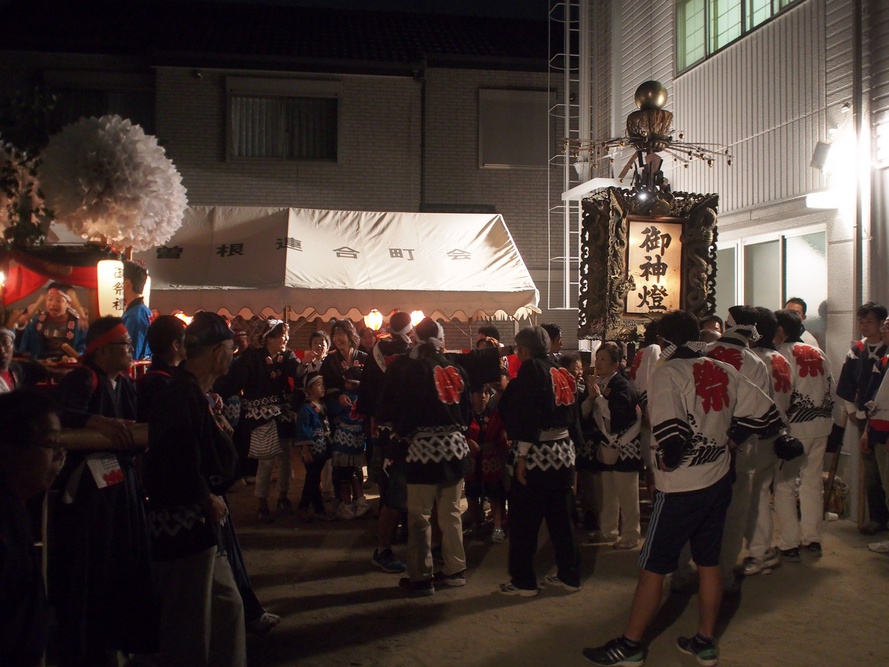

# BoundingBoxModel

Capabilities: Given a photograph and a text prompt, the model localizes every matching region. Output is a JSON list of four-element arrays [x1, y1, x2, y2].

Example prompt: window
[[479, 89, 551, 169], [677, 0, 706, 71], [44, 71, 155, 135], [716, 228, 827, 345], [676, 0, 802, 72], [227, 78, 340, 161]]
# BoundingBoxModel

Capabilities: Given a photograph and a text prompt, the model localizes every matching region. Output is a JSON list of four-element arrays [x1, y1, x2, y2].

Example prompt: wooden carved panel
[[578, 188, 718, 341]]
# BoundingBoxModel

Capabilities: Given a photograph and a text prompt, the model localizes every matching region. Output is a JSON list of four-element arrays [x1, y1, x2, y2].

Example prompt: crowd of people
[[3, 289, 889, 667]]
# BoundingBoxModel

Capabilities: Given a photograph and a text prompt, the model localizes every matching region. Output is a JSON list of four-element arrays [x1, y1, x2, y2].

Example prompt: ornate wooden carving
[[578, 188, 718, 341]]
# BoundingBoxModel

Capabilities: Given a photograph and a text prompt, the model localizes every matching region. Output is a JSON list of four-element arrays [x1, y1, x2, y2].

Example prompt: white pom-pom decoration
[[40, 115, 187, 252]]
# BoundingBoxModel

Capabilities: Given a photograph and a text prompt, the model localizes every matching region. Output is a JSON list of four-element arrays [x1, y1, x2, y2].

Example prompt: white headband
[[725, 312, 761, 342], [660, 338, 708, 361], [261, 318, 285, 339]]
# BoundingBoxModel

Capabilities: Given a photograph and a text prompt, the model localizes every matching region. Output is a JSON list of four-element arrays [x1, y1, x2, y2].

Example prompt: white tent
[[136, 206, 540, 322]]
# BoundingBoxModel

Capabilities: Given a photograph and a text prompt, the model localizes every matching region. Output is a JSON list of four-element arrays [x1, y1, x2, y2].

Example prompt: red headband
[[83, 323, 129, 357]]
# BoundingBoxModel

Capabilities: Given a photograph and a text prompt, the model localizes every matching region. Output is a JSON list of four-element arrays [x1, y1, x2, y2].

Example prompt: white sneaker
[[613, 537, 639, 550], [353, 498, 371, 518], [336, 503, 355, 520], [742, 548, 782, 575], [868, 539, 889, 553]]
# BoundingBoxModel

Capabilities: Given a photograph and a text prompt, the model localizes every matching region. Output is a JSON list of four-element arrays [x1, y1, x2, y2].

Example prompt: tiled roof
[[6, 1, 550, 72]]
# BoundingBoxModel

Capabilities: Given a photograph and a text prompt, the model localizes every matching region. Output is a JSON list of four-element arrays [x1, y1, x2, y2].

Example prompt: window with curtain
[[227, 78, 340, 161], [676, 0, 802, 73], [229, 95, 337, 160]]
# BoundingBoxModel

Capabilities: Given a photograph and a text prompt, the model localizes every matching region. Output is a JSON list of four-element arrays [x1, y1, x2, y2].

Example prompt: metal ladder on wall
[[547, 0, 589, 312]]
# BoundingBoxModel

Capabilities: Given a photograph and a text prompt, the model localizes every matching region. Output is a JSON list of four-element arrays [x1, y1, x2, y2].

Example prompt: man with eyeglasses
[[50, 316, 159, 666], [0, 389, 66, 667]]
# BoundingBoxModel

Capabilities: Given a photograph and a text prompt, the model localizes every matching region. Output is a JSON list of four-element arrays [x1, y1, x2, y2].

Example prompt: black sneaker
[[676, 634, 719, 666], [582, 637, 644, 666], [398, 577, 434, 597], [276, 498, 292, 513], [433, 569, 466, 587], [371, 548, 407, 573], [779, 547, 801, 563], [803, 542, 823, 557]]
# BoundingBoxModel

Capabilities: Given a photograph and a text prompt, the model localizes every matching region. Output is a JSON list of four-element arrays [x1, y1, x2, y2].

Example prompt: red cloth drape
[[1, 246, 114, 303]]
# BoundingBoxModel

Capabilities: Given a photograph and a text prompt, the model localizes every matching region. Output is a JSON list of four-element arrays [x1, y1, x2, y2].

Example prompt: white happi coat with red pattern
[[777, 342, 834, 440], [649, 350, 784, 493]]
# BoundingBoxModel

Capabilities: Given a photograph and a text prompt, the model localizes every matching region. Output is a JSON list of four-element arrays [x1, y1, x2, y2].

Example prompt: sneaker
[[867, 539, 889, 553], [491, 528, 506, 544], [779, 547, 801, 563], [317, 510, 339, 522], [398, 577, 434, 597], [372, 548, 407, 573], [246, 612, 280, 636], [803, 542, 823, 557], [276, 498, 292, 514], [353, 498, 371, 518], [336, 503, 355, 520], [742, 548, 781, 575], [433, 569, 467, 587], [859, 520, 886, 535], [582, 636, 644, 666], [676, 634, 719, 666], [585, 531, 619, 545], [544, 573, 581, 592], [613, 538, 639, 550], [498, 581, 539, 598]]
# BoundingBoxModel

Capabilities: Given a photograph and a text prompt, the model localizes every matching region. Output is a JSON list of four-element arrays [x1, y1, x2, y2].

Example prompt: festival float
[[1, 110, 187, 448]]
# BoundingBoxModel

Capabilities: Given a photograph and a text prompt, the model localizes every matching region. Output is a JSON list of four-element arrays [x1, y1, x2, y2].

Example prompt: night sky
[[173, 0, 550, 20]]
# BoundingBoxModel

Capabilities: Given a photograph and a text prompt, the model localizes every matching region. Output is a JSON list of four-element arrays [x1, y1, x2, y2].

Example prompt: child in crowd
[[464, 383, 510, 543], [296, 373, 335, 521], [329, 367, 370, 519]]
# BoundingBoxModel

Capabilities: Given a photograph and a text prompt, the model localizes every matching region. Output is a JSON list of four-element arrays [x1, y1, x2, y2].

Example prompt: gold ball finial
[[634, 81, 668, 110]]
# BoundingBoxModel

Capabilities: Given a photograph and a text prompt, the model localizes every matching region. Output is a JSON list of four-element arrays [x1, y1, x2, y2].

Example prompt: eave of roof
[[3, 1, 551, 74]]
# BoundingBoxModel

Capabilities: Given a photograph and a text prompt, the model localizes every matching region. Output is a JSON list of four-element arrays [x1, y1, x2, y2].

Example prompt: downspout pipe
[[412, 54, 428, 209], [853, 0, 863, 315]]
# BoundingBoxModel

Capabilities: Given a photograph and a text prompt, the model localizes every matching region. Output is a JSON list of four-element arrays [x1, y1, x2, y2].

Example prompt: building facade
[[583, 0, 889, 515]]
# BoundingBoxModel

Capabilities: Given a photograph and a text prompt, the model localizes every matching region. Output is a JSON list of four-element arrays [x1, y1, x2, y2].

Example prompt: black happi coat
[[51, 359, 158, 659], [382, 349, 472, 484]]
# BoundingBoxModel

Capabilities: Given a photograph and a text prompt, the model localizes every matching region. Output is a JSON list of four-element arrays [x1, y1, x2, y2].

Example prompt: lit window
[[676, 0, 802, 73], [677, 0, 706, 71], [711, 0, 742, 51]]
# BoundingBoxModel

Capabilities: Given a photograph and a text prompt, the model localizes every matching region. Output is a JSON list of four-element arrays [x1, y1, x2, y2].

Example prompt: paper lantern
[[364, 309, 383, 331], [96, 259, 125, 317]]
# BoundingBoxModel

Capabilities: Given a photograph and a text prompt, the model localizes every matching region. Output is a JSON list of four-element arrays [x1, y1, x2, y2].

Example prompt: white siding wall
[[673, 0, 828, 212], [618, 0, 674, 117]]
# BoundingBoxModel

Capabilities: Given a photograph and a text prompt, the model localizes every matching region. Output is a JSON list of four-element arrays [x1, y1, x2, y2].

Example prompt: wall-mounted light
[[811, 141, 831, 171]]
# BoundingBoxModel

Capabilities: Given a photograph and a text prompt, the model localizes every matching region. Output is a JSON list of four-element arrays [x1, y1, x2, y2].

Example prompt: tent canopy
[[136, 207, 540, 322]]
